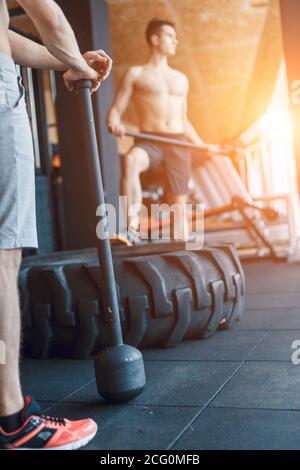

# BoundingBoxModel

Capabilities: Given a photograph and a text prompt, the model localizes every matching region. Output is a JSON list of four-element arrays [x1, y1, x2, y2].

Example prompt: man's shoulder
[[126, 65, 144, 79], [170, 68, 188, 83]]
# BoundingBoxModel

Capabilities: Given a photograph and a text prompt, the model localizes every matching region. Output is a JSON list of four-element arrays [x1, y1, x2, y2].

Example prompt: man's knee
[[123, 148, 149, 176], [0, 250, 22, 272]]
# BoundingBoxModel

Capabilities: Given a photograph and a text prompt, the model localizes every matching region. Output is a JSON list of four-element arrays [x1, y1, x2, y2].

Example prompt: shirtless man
[[0, 0, 112, 450], [107, 18, 218, 240]]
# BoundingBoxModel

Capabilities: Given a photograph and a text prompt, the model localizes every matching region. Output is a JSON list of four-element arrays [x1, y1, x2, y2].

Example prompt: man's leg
[[0, 58, 98, 450], [122, 147, 150, 234], [166, 192, 190, 241], [0, 249, 24, 417], [0, 247, 98, 448]]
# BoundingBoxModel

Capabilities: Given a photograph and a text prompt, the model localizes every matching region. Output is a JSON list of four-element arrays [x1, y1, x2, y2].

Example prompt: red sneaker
[[0, 396, 97, 450]]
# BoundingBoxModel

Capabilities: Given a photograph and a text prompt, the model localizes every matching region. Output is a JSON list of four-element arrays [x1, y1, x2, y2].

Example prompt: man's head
[[145, 18, 178, 56]]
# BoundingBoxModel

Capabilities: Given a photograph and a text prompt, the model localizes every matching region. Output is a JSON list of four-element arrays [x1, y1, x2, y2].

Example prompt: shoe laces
[[41, 415, 66, 427]]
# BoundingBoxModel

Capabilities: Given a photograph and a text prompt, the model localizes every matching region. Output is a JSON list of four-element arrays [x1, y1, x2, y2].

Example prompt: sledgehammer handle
[[75, 80, 123, 346]]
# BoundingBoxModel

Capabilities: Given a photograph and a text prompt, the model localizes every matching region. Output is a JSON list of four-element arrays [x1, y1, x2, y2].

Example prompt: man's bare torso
[[131, 64, 188, 134], [0, 0, 11, 56]]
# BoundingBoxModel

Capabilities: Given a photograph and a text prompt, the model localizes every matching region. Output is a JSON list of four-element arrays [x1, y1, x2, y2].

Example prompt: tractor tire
[[20, 243, 245, 358]]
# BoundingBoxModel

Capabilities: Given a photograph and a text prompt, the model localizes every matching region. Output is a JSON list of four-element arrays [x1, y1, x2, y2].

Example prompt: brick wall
[[108, 0, 282, 143]]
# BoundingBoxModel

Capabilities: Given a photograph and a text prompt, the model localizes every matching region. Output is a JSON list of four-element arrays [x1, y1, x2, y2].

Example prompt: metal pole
[[125, 130, 239, 159], [125, 130, 207, 150]]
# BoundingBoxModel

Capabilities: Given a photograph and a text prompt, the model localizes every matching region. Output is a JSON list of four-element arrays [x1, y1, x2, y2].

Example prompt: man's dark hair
[[145, 18, 176, 46]]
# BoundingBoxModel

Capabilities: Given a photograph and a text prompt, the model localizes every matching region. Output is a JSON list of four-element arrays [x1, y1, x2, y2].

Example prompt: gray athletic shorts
[[0, 53, 38, 249], [134, 132, 192, 195]]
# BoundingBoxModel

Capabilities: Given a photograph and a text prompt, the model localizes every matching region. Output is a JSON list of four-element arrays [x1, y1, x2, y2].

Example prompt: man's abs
[[134, 93, 185, 134], [0, 0, 12, 56]]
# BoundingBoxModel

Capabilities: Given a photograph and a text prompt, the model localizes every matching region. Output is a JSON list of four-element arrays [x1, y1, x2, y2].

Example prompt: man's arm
[[184, 118, 207, 148], [15, 0, 113, 92], [182, 77, 220, 153], [9, 30, 112, 93], [8, 30, 67, 71], [181, 77, 206, 147], [184, 107, 220, 153], [16, 0, 93, 74], [107, 68, 137, 137]]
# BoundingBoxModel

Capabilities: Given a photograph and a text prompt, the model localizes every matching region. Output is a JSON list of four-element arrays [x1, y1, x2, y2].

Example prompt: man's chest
[[134, 72, 186, 98]]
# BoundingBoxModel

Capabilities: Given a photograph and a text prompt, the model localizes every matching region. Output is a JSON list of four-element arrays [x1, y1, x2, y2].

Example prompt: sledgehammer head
[[94, 345, 146, 403]]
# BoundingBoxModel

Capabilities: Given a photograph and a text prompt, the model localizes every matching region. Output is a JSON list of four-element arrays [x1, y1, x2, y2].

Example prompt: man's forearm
[[17, 0, 89, 73], [8, 30, 67, 71], [39, 19, 87, 72], [107, 106, 122, 126], [184, 120, 206, 148]]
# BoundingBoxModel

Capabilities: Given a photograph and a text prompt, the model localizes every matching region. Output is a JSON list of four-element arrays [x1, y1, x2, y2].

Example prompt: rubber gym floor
[[20, 259, 300, 450]]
